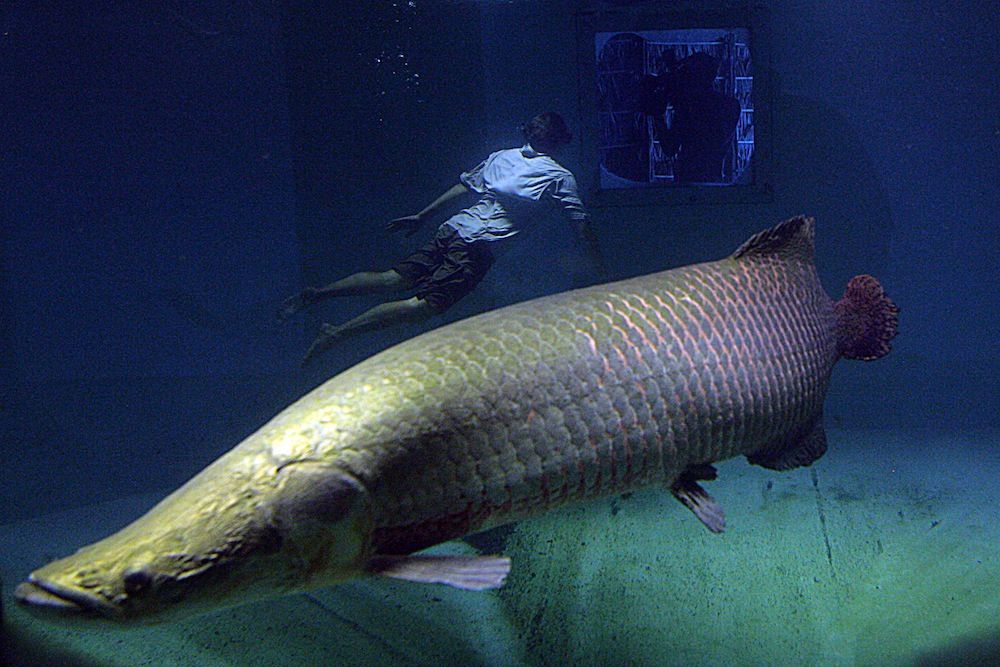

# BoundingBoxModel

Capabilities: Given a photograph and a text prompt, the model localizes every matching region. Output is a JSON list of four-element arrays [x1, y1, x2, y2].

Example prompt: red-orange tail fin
[[835, 275, 899, 360]]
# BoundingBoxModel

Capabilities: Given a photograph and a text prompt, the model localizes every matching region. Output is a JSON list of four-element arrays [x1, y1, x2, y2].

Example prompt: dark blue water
[[2, 2, 997, 665]]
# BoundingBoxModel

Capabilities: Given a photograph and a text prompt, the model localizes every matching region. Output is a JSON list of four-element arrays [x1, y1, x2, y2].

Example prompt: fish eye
[[122, 567, 153, 595]]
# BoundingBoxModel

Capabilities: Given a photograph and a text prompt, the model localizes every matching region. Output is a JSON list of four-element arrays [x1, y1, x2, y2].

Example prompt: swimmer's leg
[[278, 270, 408, 320], [300, 296, 435, 366]]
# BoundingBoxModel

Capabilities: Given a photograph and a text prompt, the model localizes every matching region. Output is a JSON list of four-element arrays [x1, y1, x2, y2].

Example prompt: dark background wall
[[1, 0, 997, 523], [1, 1, 304, 522]]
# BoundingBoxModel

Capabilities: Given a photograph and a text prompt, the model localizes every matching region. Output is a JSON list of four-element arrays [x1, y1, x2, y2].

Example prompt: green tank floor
[[2, 428, 998, 667]]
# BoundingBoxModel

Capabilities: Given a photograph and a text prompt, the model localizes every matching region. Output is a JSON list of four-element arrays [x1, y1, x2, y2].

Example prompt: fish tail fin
[[835, 275, 899, 360]]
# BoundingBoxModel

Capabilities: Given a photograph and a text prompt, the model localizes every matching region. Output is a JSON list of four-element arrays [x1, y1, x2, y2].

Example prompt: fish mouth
[[14, 575, 120, 618]]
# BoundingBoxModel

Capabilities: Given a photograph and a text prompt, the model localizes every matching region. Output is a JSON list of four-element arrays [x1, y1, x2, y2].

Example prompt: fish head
[[15, 460, 372, 624]]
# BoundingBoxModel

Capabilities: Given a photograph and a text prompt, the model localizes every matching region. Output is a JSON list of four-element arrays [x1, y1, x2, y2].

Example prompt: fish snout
[[14, 575, 121, 619]]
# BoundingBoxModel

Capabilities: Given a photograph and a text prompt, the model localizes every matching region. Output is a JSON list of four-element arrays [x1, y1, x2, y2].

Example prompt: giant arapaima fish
[[16, 216, 898, 623]]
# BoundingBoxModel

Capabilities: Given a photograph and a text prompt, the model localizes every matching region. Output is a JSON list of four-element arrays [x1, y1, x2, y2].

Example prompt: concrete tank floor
[[2, 428, 998, 666]]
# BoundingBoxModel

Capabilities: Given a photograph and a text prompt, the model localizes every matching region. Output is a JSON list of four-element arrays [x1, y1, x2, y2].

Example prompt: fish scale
[[310, 234, 836, 555]]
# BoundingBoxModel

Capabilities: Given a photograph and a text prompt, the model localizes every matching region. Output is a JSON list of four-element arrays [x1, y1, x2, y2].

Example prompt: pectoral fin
[[367, 554, 511, 590], [671, 464, 726, 533]]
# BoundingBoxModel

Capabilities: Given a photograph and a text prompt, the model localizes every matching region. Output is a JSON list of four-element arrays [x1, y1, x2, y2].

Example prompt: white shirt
[[443, 144, 588, 242]]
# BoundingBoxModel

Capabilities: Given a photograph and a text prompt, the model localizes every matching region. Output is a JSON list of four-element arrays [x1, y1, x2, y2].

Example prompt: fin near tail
[[835, 275, 899, 360], [732, 215, 815, 264]]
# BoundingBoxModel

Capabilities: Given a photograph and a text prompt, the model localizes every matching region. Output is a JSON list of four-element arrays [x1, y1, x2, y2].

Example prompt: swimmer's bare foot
[[301, 323, 341, 367], [278, 287, 321, 321]]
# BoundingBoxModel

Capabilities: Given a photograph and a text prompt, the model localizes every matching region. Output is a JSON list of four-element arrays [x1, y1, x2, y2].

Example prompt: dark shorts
[[393, 225, 495, 312]]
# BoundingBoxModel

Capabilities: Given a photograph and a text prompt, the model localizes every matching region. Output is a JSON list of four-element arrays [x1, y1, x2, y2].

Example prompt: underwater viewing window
[[576, 5, 772, 206]]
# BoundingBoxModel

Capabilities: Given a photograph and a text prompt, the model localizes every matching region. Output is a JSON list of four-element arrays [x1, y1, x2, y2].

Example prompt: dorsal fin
[[732, 216, 815, 263]]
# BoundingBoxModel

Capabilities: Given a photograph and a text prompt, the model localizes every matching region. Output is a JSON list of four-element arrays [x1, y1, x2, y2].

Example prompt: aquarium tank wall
[[1, 1, 997, 665]]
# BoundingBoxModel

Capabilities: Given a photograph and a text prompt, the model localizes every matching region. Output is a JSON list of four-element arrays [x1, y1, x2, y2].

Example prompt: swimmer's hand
[[387, 214, 425, 237]]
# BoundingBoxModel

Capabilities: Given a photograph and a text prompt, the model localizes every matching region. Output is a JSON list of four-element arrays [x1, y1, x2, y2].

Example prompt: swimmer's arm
[[388, 183, 474, 235], [549, 177, 609, 281], [575, 217, 609, 282], [415, 183, 474, 221]]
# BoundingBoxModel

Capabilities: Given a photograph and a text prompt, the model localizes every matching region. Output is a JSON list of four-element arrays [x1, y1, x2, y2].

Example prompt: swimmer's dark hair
[[522, 112, 573, 152]]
